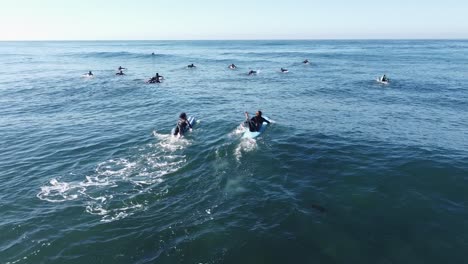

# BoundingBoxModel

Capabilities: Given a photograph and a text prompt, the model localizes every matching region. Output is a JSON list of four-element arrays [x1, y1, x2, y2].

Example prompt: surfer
[[155, 72, 162, 80], [303, 59, 309, 64], [116, 70, 125, 76], [380, 74, 389, 82], [151, 52, 155, 56], [174, 112, 192, 137], [228, 63, 237, 69], [118, 66, 126, 71], [281, 68, 288, 73], [187, 63, 196, 68], [85, 71, 93, 76], [147, 73, 163, 83], [244, 111, 270, 132], [248, 70, 257, 75]]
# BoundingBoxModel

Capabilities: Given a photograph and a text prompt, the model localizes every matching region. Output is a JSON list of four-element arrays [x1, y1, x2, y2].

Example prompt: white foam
[[38, 129, 190, 222], [99, 203, 144, 223], [37, 178, 84, 202], [85, 205, 109, 215], [228, 123, 247, 138], [234, 138, 257, 161], [96, 158, 137, 177]]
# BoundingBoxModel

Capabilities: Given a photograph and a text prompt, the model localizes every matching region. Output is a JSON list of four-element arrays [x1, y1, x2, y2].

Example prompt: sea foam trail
[[37, 132, 189, 222]]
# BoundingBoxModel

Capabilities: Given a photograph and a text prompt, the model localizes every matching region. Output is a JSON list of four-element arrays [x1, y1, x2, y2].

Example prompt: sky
[[0, 0, 467, 40]]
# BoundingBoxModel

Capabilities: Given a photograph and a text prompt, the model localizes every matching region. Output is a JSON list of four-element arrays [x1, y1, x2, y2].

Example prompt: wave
[[63, 51, 173, 59]]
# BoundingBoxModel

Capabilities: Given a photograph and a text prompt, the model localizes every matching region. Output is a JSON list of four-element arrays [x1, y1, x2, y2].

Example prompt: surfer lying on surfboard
[[244, 111, 270, 132]]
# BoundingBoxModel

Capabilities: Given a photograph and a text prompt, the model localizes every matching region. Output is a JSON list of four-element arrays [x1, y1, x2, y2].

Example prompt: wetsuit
[[148, 73, 162, 83], [148, 77, 160, 83], [246, 116, 270, 132], [174, 118, 192, 136]]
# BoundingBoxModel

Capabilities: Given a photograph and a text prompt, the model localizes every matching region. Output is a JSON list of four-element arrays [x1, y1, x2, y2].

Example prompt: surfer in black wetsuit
[[244, 111, 270, 132], [118, 66, 126, 71], [148, 73, 163, 83], [281, 68, 288, 72], [187, 63, 196, 68], [303, 59, 309, 64], [116, 70, 125, 75], [155, 73, 162, 80], [88, 71, 93, 76], [381, 74, 389, 82], [229, 63, 237, 69], [248, 70, 257, 75], [174, 112, 192, 137]]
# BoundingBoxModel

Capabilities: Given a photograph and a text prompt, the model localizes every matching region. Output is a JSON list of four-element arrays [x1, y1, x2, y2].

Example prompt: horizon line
[[1, 38, 467, 42]]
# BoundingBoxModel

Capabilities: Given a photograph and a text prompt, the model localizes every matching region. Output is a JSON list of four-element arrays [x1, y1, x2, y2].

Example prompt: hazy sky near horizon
[[0, 0, 467, 40]]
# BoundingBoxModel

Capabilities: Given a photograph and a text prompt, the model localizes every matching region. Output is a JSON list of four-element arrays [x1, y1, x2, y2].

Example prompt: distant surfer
[[303, 59, 309, 64], [228, 63, 237, 69], [379, 74, 389, 83], [187, 63, 196, 68], [173, 112, 192, 137], [248, 70, 257, 75], [84, 71, 93, 77], [116, 70, 125, 76], [244, 111, 270, 132], [281, 68, 288, 73], [147, 72, 163, 83], [151, 52, 155, 56], [118, 66, 126, 71]]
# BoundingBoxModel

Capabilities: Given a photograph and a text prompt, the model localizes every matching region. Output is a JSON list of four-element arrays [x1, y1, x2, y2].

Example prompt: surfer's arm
[[244, 112, 250, 120], [262, 117, 270, 124]]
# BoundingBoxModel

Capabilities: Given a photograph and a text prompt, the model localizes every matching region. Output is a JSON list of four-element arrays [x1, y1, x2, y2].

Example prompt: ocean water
[[0, 40, 467, 264]]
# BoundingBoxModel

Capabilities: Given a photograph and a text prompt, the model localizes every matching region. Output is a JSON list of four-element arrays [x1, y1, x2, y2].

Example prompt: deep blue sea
[[1, 40, 467, 264]]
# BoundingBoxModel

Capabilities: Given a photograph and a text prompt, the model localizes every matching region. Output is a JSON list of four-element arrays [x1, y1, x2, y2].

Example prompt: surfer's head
[[180, 112, 187, 119], [256, 111, 262, 117]]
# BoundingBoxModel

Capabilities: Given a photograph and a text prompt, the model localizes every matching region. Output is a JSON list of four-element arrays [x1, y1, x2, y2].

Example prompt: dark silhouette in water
[[244, 111, 270, 132], [147, 72, 163, 83], [379, 74, 389, 82], [173, 112, 192, 137], [309, 203, 326, 213]]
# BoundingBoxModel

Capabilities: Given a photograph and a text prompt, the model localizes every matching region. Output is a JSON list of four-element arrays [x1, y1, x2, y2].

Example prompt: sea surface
[[0, 40, 467, 264]]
